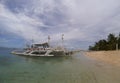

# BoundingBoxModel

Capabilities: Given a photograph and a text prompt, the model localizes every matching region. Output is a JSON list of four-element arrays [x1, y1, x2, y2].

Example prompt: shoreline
[[84, 50, 120, 66]]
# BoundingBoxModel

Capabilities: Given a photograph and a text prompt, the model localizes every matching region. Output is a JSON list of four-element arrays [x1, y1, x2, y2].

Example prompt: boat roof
[[33, 42, 49, 47]]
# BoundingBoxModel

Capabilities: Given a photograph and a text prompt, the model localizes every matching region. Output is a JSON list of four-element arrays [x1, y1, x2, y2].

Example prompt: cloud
[[0, 38, 9, 42], [0, 3, 46, 42], [0, 0, 120, 49]]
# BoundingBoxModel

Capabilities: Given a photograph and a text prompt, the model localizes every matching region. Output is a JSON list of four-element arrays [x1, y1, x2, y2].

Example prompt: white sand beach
[[85, 50, 120, 66]]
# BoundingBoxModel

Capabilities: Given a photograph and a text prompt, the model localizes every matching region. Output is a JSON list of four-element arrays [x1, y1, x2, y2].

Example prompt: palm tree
[[89, 33, 118, 51]]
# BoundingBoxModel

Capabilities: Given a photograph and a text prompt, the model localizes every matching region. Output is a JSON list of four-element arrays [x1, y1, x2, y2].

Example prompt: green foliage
[[118, 33, 120, 49], [89, 33, 119, 51]]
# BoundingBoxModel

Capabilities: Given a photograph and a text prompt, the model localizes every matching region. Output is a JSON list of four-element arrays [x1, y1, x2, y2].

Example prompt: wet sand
[[85, 50, 120, 66]]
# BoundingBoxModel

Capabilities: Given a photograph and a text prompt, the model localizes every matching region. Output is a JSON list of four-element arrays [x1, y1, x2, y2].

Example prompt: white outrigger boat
[[12, 35, 72, 57], [12, 43, 71, 56]]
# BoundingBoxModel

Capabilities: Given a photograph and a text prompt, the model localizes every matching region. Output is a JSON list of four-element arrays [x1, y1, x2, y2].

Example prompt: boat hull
[[11, 50, 72, 57]]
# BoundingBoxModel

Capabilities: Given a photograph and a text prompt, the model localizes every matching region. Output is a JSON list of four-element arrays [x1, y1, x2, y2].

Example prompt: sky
[[0, 0, 120, 49]]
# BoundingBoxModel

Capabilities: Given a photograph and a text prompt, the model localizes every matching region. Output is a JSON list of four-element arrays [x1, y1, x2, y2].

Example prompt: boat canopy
[[33, 42, 49, 48]]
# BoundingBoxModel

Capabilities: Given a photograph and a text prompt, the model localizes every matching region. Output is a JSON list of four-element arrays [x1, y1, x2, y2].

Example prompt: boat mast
[[48, 35, 50, 46], [62, 34, 64, 48], [31, 37, 34, 48], [25, 41, 30, 48]]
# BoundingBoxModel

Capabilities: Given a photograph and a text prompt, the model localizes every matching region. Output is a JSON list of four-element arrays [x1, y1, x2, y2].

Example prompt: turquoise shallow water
[[0, 49, 120, 83]]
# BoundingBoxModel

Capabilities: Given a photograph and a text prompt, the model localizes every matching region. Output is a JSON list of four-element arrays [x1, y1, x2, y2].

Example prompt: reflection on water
[[0, 49, 120, 83], [23, 56, 73, 63]]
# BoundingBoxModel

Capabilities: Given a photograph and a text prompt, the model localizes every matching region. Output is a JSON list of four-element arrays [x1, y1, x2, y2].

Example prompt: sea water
[[0, 49, 120, 83]]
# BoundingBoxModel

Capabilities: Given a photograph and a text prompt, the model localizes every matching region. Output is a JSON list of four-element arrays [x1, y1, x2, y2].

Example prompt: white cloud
[[0, 3, 47, 42], [0, 38, 9, 42], [0, 0, 120, 49]]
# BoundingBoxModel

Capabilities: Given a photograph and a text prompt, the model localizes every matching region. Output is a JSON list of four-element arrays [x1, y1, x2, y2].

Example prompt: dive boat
[[11, 35, 72, 56], [12, 42, 71, 56]]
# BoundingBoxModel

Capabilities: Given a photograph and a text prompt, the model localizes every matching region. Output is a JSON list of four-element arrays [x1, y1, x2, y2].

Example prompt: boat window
[[49, 52, 54, 55], [39, 52, 46, 54], [31, 52, 40, 54], [31, 51, 46, 54]]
